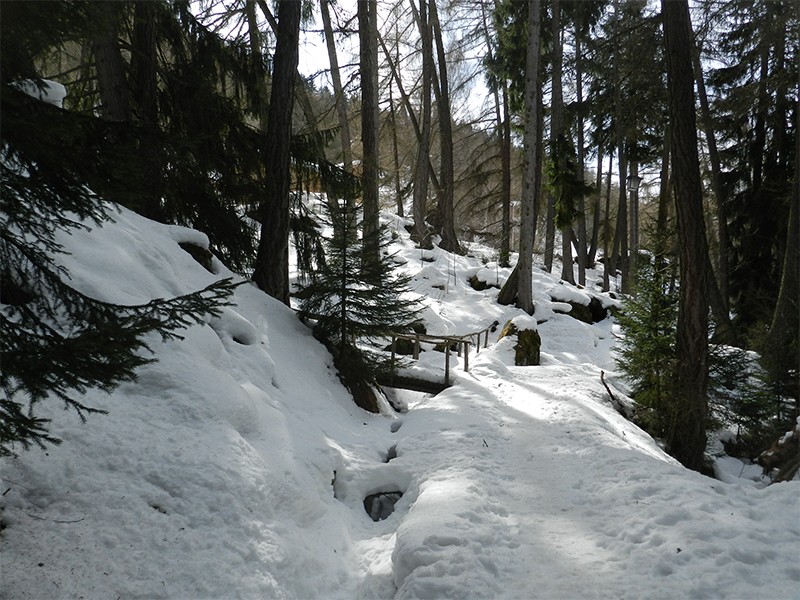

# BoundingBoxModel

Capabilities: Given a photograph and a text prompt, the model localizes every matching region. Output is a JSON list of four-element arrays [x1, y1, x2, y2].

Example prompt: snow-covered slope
[[2, 206, 798, 599]]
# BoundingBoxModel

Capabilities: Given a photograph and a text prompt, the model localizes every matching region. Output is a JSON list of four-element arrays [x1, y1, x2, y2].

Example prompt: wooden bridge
[[380, 322, 498, 393]]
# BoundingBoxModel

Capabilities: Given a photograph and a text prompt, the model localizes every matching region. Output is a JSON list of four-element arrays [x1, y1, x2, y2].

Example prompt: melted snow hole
[[364, 491, 404, 522]]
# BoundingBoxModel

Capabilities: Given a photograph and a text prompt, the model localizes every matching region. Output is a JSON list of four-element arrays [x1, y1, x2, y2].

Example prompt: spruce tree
[[615, 255, 679, 437], [297, 201, 421, 412], [0, 83, 236, 457]]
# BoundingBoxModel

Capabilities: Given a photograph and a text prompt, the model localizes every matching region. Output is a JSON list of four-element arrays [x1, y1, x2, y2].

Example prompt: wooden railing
[[387, 322, 497, 388]]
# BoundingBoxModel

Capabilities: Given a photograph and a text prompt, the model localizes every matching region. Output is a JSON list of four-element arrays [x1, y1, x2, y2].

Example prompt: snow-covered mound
[[2, 207, 798, 599]]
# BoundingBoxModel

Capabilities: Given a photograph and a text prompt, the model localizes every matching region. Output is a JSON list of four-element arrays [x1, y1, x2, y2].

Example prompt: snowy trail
[[2, 206, 797, 600]]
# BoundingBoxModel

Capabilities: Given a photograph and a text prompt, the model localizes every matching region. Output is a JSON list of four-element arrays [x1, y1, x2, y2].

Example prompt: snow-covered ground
[[2, 205, 798, 599]]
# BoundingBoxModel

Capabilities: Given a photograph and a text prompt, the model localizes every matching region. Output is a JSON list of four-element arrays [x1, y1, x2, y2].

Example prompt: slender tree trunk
[[662, 0, 710, 473], [358, 0, 382, 266], [500, 83, 513, 268], [482, 1, 511, 267], [321, 0, 353, 170], [131, 0, 162, 221], [602, 151, 613, 292], [655, 122, 672, 262], [378, 32, 443, 197], [764, 97, 800, 419], [575, 27, 587, 286], [93, 4, 130, 122], [628, 159, 639, 284], [692, 40, 730, 310], [588, 151, 603, 267], [411, 0, 433, 249], [430, 0, 461, 254], [252, 0, 300, 304], [517, 0, 542, 315], [389, 82, 404, 217]]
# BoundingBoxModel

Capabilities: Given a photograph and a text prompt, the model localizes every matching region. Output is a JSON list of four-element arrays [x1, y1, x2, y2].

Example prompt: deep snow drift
[[1, 205, 798, 599]]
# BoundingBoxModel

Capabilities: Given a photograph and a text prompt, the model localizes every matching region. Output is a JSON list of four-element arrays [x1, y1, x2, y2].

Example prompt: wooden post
[[476, 333, 481, 353], [414, 334, 420, 360], [464, 340, 470, 372], [445, 342, 451, 387], [484, 328, 489, 348]]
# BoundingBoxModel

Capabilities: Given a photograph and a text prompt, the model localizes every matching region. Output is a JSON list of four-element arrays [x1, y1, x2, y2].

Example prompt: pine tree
[[615, 255, 679, 437], [0, 82, 236, 457], [297, 201, 421, 413]]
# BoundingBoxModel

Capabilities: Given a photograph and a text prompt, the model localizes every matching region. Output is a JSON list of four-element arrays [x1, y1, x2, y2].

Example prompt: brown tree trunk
[[517, 0, 542, 315], [662, 0, 710, 473], [252, 0, 300, 304], [358, 0, 382, 266], [131, 1, 162, 221], [411, 0, 433, 250], [321, 0, 353, 170], [92, 4, 130, 122], [430, 0, 461, 255]]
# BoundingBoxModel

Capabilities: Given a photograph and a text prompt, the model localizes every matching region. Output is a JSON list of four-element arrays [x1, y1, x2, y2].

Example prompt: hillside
[[1, 205, 798, 599]]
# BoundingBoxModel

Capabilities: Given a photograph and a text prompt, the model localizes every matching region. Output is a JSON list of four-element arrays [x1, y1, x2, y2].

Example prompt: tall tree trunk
[[389, 81, 404, 217], [692, 40, 730, 311], [662, 0, 710, 473], [550, 0, 573, 284], [517, 0, 543, 315], [252, 0, 300, 304], [430, 0, 461, 254], [588, 151, 603, 267], [411, 0, 433, 249], [764, 97, 800, 420], [378, 32, 443, 198], [628, 159, 639, 284], [358, 0, 382, 266], [602, 151, 613, 292], [482, 0, 512, 267], [500, 83, 513, 268], [131, 0, 162, 221], [92, 4, 130, 122], [321, 0, 353, 170], [575, 27, 587, 286]]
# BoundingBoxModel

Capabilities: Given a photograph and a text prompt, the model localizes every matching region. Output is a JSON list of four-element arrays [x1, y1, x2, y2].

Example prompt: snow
[[2, 205, 798, 599], [13, 79, 68, 108]]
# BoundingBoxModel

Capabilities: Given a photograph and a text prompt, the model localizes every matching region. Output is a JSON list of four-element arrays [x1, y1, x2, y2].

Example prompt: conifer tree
[[297, 201, 421, 412], [0, 84, 236, 457]]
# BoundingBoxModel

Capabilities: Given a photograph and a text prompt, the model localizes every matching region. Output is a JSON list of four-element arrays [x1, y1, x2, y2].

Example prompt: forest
[[1, 0, 798, 474]]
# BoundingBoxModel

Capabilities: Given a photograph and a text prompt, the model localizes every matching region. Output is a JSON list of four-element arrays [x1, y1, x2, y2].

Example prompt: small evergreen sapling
[[297, 200, 422, 412], [615, 255, 679, 438]]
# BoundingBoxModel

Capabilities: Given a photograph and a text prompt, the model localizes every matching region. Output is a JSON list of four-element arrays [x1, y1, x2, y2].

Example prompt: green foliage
[[0, 82, 237, 457], [297, 201, 421, 384], [546, 134, 594, 229], [616, 251, 783, 455], [615, 256, 679, 437]]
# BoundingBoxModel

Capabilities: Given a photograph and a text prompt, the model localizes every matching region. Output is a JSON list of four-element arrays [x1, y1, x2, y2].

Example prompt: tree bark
[[321, 0, 353, 170], [574, 25, 587, 286], [411, 0, 433, 249], [692, 39, 730, 310], [358, 0, 382, 266], [252, 0, 300, 304], [662, 0, 710, 472], [430, 0, 462, 254], [92, 3, 130, 122], [517, 0, 542, 315], [131, 1, 162, 221]]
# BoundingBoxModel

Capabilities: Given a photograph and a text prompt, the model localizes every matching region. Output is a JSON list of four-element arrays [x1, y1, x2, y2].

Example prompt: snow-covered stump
[[497, 316, 541, 366]]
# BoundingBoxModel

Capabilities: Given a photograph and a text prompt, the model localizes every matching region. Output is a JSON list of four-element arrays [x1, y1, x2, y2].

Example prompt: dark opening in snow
[[364, 491, 403, 521]]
